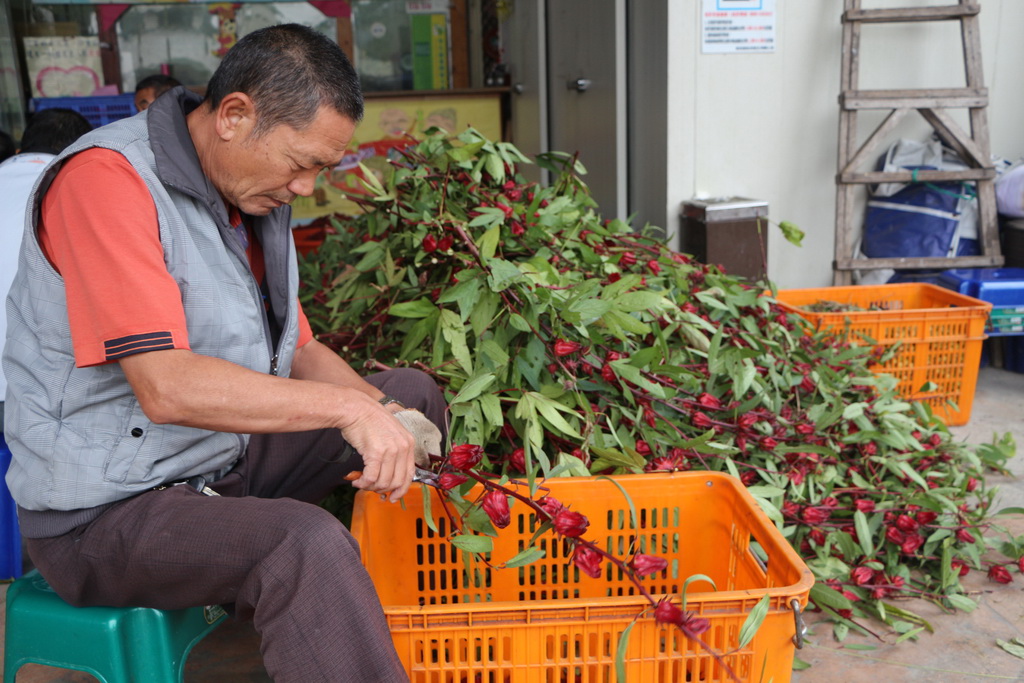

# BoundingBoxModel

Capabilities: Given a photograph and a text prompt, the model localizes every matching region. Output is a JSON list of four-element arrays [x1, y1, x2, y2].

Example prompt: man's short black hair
[[204, 23, 363, 138], [20, 109, 93, 155], [135, 74, 182, 96], [0, 129, 15, 162]]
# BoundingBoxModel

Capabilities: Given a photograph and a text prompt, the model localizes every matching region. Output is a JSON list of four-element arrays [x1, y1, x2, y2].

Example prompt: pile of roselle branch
[[302, 130, 1021, 643]]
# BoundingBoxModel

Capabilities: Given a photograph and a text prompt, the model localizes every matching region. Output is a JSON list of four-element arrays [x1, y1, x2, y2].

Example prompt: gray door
[[545, 0, 627, 220], [504, 0, 548, 185]]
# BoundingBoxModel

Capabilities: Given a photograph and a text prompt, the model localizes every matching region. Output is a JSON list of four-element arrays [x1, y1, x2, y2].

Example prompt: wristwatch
[[378, 395, 406, 409]]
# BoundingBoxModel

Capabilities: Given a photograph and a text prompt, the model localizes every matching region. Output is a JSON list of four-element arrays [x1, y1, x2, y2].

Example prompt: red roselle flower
[[635, 440, 652, 456], [802, 506, 831, 525], [851, 566, 874, 585], [422, 234, 438, 252], [916, 510, 939, 525], [1019, 556, 1024, 573], [629, 554, 668, 577], [482, 489, 511, 529], [966, 477, 979, 492], [988, 565, 1013, 584], [600, 364, 617, 382], [900, 533, 924, 555], [854, 499, 876, 513], [895, 514, 919, 532], [955, 527, 976, 544], [654, 598, 683, 626], [950, 559, 970, 577], [691, 411, 713, 428], [508, 447, 526, 473], [696, 392, 722, 410], [537, 496, 565, 519], [448, 443, 484, 471], [885, 526, 906, 545], [553, 509, 590, 538], [681, 611, 712, 636], [619, 251, 637, 266], [647, 259, 661, 275], [553, 339, 582, 356], [437, 473, 468, 491], [437, 235, 453, 251], [573, 544, 603, 579]]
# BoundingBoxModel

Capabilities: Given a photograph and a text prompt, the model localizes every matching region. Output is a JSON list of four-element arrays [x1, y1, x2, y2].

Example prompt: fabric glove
[[394, 409, 443, 468]]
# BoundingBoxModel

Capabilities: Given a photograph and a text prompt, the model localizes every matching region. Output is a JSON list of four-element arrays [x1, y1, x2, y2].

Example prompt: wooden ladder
[[832, 0, 1003, 285]]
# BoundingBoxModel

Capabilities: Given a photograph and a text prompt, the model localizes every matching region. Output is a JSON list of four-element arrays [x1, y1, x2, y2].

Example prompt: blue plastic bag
[[862, 178, 979, 259]]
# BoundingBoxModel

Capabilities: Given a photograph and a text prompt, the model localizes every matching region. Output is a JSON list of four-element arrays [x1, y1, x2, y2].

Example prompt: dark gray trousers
[[25, 368, 446, 682]]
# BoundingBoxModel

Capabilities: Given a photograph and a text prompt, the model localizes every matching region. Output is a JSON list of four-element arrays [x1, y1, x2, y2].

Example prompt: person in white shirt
[[0, 108, 92, 409]]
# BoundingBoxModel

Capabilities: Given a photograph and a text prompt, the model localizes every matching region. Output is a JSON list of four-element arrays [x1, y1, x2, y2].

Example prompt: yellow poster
[[291, 94, 503, 222]]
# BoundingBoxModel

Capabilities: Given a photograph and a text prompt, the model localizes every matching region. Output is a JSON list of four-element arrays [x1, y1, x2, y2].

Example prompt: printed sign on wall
[[23, 36, 103, 97]]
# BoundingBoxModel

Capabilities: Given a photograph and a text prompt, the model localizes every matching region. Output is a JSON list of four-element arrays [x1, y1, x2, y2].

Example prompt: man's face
[[135, 87, 158, 112], [215, 106, 356, 216]]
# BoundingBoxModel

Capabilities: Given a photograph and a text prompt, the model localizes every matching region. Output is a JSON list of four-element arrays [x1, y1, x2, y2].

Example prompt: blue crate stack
[[938, 268, 1024, 373], [31, 94, 137, 129]]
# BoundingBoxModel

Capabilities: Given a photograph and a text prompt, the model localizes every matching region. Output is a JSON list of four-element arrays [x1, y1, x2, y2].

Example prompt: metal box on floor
[[680, 197, 769, 280]]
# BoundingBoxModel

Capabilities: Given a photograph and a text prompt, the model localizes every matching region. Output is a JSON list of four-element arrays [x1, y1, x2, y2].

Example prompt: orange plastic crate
[[775, 283, 991, 426], [351, 472, 814, 682]]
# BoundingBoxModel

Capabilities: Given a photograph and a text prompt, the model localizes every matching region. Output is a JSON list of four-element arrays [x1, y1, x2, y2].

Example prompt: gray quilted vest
[[3, 88, 299, 527]]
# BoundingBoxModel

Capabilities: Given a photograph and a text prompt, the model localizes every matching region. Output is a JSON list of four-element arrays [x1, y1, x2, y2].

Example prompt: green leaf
[[854, 510, 874, 558], [738, 594, 770, 649], [451, 373, 496, 405], [680, 574, 716, 611], [449, 534, 493, 554], [509, 313, 532, 332], [596, 475, 639, 530], [478, 224, 501, 261], [895, 627, 925, 644], [388, 298, 438, 319], [615, 620, 637, 683], [421, 485, 438, 535], [486, 258, 522, 292], [441, 309, 473, 374], [615, 291, 669, 313], [446, 140, 486, 162], [997, 639, 1024, 660], [945, 593, 977, 612], [791, 658, 811, 671], [530, 392, 583, 439], [778, 220, 805, 247], [504, 546, 546, 568], [810, 583, 853, 611]]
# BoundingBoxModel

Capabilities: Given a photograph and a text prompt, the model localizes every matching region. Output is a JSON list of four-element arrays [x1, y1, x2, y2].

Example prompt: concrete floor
[[1, 367, 1022, 682]]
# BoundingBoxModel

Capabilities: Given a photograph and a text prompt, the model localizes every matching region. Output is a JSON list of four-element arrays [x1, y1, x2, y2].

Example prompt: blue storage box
[[1, 431, 22, 580], [31, 94, 137, 129], [938, 268, 1024, 336]]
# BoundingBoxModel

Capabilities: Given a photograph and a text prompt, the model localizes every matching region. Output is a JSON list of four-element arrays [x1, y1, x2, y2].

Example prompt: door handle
[[567, 78, 592, 92]]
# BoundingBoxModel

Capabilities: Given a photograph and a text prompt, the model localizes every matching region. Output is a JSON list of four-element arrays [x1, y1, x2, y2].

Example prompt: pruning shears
[[344, 466, 441, 489]]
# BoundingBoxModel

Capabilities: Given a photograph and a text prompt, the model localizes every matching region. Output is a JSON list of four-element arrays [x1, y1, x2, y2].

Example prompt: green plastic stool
[[4, 569, 227, 682]]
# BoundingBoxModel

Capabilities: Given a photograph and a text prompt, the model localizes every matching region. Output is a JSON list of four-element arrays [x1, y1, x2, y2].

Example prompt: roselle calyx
[[482, 489, 511, 529], [448, 443, 483, 471], [553, 509, 590, 538]]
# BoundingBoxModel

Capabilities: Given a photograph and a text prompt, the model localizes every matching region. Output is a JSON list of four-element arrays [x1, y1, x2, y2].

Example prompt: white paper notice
[[702, 0, 776, 54]]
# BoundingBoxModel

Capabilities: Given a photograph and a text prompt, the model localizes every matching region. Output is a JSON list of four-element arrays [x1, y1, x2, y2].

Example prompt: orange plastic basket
[[774, 283, 991, 426], [351, 472, 814, 682]]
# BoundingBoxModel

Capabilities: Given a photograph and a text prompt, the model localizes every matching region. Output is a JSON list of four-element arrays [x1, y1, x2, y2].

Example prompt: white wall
[[664, 1, 1024, 289]]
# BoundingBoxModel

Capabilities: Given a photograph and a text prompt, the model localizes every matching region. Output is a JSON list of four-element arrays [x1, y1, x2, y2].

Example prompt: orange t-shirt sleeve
[[40, 148, 191, 367], [297, 302, 313, 347]]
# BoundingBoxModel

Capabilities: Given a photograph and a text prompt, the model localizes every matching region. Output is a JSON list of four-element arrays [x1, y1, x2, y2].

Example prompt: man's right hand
[[338, 394, 418, 502]]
